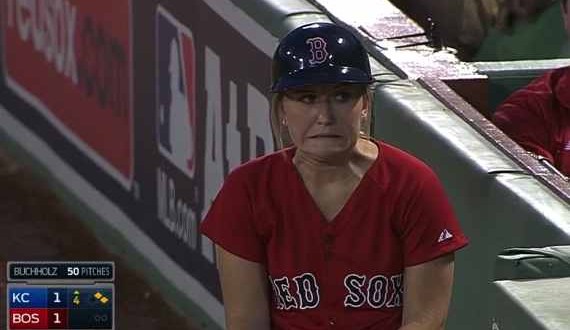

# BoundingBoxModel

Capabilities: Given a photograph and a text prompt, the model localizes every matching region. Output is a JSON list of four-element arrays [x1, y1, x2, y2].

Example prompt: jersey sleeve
[[400, 168, 468, 267], [200, 169, 265, 263], [493, 91, 554, 162]]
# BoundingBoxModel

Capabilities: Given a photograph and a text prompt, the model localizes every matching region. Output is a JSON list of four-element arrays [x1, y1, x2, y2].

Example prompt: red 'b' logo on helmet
[[306, 37, 328, 65]]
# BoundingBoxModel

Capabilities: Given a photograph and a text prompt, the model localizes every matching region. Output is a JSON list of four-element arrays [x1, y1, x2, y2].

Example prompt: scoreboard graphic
[[7, 262, 115, 330]]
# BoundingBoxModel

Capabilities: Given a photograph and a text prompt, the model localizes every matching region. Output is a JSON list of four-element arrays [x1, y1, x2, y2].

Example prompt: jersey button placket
[[323, 233, 334, 260], [328, 318, 336, 327]]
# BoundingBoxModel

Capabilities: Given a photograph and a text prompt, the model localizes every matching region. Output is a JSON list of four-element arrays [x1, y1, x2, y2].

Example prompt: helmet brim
[[270, 66, 373, 93]]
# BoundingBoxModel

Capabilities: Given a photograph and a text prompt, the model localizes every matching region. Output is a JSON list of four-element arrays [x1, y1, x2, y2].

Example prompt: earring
[[282, 118, 287, 126], [361, 110, 368, 117]]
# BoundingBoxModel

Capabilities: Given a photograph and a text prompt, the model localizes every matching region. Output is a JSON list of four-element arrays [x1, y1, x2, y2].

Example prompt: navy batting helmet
[[270, 22, 373, 93]]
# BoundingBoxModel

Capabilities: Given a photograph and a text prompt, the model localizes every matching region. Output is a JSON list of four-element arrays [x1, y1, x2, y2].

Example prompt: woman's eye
[[334, 91, 352, 102], [298, 94, 317, 103]]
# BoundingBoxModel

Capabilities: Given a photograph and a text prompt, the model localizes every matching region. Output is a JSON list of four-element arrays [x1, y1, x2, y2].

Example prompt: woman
[[201, 22, 468, 330]]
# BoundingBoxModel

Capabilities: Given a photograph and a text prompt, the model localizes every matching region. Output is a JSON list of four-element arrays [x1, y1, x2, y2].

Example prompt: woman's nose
[[315, 99, 336, 125]]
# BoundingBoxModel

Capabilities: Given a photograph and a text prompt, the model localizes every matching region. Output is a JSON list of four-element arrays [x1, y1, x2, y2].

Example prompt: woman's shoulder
[[379, 141, 432, 170], [373, 140, 438, 184], [226, 147, 294, 183]]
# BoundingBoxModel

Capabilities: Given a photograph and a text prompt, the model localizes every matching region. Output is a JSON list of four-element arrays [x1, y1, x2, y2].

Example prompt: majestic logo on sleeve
[[270, 272, 403, 310], [306, 37, 328, 65], [438, 229, 453, 243]]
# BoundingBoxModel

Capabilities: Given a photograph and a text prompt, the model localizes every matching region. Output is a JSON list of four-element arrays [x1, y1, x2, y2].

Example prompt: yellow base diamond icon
[[94, 291, 109, 304]]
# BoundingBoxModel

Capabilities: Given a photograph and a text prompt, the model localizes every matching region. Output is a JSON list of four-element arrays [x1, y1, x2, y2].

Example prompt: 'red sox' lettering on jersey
[[271, 273, 320, 310], [344, 273, 403, 309], [270, 272, 403, 311]]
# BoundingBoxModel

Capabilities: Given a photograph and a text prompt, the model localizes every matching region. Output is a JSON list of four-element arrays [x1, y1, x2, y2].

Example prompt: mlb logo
[[156, 7, 196, 178]]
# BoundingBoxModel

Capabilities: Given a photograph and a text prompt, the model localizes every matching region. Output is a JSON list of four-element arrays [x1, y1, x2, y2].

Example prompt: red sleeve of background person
[[493, 73, 557, 162]]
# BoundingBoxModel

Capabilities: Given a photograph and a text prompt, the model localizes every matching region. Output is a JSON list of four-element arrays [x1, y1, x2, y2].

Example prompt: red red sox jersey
[[200, 140, 468, 329], [493, 66, 570, 176]]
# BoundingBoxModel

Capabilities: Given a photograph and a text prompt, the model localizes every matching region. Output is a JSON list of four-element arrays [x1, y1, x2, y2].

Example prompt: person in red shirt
[[200, 22, 468, 329], [493, 0, 570, 177]]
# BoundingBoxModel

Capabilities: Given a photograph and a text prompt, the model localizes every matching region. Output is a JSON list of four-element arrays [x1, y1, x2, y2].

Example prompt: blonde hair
[[270, 86, 373, 150]]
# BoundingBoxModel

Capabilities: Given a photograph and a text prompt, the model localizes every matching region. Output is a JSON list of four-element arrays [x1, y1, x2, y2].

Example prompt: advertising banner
[[147, 0, 275, 295], [2, 0, 133, 187], [0, 0, 278, 325]]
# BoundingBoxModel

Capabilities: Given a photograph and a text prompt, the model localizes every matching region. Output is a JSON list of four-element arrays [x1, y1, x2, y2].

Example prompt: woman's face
[[280, 84, 368, 158]]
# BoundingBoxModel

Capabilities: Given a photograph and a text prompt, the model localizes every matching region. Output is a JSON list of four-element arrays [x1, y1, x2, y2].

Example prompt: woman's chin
[[300, 141, 353, 158]]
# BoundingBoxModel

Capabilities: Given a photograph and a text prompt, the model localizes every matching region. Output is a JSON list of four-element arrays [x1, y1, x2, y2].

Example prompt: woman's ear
[[361, 90, 371, 114], [278, 102, 287, 124], [358, 90, 373, 136]]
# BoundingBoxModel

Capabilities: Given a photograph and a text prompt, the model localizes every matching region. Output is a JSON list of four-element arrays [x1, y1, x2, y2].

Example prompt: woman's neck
[[292, 139, 378, 183]]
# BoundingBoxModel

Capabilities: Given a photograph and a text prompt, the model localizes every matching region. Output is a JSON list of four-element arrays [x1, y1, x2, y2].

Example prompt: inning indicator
[[7, 262, 115, 330]]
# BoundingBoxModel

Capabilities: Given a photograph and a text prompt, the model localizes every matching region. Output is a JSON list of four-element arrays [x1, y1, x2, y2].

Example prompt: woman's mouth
[[310, 134, 341, 138]]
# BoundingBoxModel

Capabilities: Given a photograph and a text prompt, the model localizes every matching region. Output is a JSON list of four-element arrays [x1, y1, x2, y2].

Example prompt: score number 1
[[53, 291, 62, 303], [52, 312, 63, 325], [51, 290, 64, 326]]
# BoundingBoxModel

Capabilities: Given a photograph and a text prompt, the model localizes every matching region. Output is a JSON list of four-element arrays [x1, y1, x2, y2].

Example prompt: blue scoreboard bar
[[7, 262, 115, 330]]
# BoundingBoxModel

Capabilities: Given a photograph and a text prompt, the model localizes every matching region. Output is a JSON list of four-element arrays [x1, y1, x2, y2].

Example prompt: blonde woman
[[201, 22, 468, 330]]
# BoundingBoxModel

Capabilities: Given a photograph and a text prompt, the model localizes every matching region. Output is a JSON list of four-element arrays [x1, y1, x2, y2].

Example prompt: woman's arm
[[216, 245, 271, 330], [399, 253, 455, 330]]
